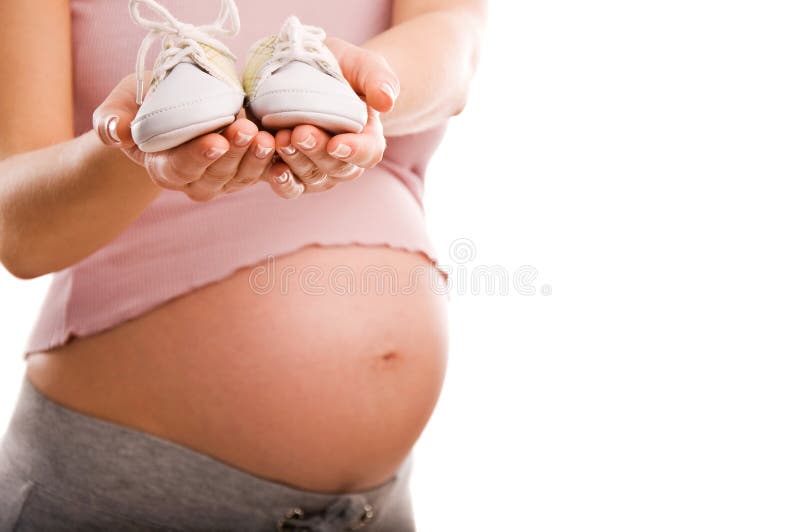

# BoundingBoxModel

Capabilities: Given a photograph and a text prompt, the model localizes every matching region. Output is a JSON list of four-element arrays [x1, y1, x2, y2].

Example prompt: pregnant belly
[[24, 246, 449, 493]]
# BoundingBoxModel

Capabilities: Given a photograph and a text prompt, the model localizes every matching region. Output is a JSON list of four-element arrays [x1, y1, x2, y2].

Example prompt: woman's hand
[[266, 39, 400, 199], [93, 74, 275, 202]]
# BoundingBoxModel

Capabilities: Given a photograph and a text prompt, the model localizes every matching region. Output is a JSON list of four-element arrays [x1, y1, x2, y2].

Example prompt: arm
[[0, 1, 161, 279], [0, 2, 273, 279], [273, 0, 486, 191], [368, 0, 487, 136], [0, 135, 162, 279]]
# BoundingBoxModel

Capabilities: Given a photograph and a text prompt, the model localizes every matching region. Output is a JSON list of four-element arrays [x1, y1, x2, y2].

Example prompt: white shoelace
[[258, 16, 343, 81], [129, 0, 240, 104]]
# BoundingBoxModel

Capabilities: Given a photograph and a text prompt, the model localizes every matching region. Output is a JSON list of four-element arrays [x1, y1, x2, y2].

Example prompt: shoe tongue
[[191, 42, 241, 91]]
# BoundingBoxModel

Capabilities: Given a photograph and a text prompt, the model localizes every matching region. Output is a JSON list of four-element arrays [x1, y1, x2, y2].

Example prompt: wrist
[[79, 131, 162, 198]]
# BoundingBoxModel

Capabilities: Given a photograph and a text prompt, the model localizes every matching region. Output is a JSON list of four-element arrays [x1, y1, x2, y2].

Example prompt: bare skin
[[25, 246, 450, 492], [1, 0, 485, 492]]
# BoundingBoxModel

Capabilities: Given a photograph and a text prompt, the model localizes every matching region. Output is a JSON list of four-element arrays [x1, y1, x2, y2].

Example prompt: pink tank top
[[24, 0, 446, 357]]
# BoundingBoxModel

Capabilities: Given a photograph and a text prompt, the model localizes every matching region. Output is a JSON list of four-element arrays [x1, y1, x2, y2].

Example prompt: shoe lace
[[260, 16, 343, 82], [129, 0, 240, 104]]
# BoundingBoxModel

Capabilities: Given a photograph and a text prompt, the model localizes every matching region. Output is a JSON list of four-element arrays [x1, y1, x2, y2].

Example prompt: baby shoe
[[129, 0, 245, 153], [243, 16, 368, 134]]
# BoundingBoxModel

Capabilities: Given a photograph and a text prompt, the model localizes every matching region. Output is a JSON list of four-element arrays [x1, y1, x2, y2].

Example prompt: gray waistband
[[1, 376, 412, 530]]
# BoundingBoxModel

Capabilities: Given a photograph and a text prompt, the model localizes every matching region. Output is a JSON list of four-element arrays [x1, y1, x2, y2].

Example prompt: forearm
[[364, 7, 484, 136], [0, 133, 161, 278]]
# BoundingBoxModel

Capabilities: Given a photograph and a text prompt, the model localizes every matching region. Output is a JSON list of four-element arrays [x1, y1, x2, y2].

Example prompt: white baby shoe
[[243, 16, 368, 134], [129, 0, 245, 153]]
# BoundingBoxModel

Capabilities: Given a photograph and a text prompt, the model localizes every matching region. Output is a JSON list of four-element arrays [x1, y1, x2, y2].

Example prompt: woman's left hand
[[264, 39, 400, 199]]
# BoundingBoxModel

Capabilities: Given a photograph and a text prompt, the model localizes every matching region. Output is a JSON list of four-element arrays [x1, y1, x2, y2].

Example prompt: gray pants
[[0, 376, 415, 531]]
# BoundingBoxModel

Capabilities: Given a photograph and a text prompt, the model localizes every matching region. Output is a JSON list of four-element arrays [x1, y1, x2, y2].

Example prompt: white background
[[3, 1, 800, 530]]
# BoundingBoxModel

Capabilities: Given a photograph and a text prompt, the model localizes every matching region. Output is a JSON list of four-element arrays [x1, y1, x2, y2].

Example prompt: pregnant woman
[[0, 0, 484, 530]]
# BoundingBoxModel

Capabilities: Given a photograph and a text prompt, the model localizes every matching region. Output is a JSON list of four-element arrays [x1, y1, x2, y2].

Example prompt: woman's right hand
[[92, 74, 275, 201]]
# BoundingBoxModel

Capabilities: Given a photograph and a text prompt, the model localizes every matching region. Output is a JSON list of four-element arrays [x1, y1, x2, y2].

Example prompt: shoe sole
[[260, 111, 365, 135], [135, 115, 237, 153]]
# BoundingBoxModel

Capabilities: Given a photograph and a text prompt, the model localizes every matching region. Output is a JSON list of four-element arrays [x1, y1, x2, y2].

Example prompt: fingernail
[[107, 116, 121, 143], [255, 145, 273, 159], [274, 171, 290, 184], [296, 134, 316, 150], [332, 163, 360, 178], [205, 147, 227, 160], [380, 82, 396, 102], [234, 132, 254, 147], [329, 144, 352, 159], [281, 145, 297, 156]]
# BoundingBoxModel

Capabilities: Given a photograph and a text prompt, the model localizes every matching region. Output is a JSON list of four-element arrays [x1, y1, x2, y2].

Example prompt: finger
[[291, 125, 363, 182], [187, 119, 259, 197], [326, 107, 386, 169], [326, 38, 400, 113], [224, 131, 275, 193], [92, 73, 145, 148], [205, 119, 259, 180], [275, 129, 328, 188], [145, 133, 230, 190], [265, 162, 305, 199]]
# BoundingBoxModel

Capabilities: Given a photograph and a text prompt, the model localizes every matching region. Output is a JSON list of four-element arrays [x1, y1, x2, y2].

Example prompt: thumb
[[326, 38, 400, 113], [92, 73, 146, 148]]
